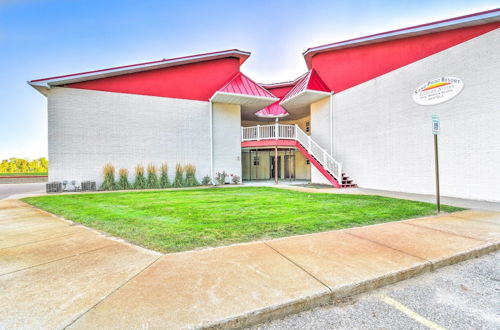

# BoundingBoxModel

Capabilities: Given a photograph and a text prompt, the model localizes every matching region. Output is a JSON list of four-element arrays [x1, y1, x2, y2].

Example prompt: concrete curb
[[199, 242, 499, 329]]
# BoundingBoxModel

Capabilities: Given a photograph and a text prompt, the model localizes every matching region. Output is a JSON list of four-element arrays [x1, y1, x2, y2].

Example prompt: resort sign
[[413, 77, 463, 105]]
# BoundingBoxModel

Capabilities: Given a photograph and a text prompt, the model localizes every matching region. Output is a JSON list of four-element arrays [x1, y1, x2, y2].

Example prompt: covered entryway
[[242, 147, 309, 183]]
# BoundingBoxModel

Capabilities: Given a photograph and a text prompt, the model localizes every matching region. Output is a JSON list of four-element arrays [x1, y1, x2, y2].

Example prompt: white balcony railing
[[241, 124, 342, 182]]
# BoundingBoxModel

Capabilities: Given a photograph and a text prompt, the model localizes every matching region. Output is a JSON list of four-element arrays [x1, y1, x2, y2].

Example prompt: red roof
[[29, 49, 250, 86], [218, 73, 276, 98], [282, 69, 330, 101], [255, 101, 289, 118], [303, 8, 500, 67]]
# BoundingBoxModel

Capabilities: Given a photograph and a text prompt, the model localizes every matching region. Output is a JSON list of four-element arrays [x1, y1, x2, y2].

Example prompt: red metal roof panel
[[219, 73, 276, 98], [255, 101, 289, 118], [281, 69, 330, 102]]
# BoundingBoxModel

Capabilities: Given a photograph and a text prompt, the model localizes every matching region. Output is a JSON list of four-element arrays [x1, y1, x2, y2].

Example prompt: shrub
[[172, 163, 184, 188], [117, 168, 130, 190], [159, 163, 170, 188], [133, 164, 146, 189], [146, 164, 159, 189], [201, 175, 211, 185], [215, 171, 228, 185], [184, 164, 199, 187], [231, 174, 241, 184], [101, 163, 115, 190]]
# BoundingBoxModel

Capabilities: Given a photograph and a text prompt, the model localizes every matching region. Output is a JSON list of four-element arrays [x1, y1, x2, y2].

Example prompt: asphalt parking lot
[[251, 251, 500, 330], [0, 183, 45, 200]]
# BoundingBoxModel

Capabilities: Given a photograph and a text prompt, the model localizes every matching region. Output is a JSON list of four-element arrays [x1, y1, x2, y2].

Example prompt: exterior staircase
[[241, 124, 357, 188]]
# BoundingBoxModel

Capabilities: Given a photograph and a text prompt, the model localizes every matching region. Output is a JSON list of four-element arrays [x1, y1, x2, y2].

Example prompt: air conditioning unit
[[81, 181, 96, 191], [46, 182, 62, 193]]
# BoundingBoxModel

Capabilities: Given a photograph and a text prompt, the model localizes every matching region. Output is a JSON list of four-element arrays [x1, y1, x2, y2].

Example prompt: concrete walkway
[[277, 185, 500, 211], [0, 200, 499, 329]]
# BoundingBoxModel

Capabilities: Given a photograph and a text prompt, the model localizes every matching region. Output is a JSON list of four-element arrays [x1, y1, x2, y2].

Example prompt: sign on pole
[[432, 115, 440, 135]]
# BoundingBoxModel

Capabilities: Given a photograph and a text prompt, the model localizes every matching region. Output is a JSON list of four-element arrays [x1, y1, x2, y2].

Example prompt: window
[[306, 121, 310, 133]]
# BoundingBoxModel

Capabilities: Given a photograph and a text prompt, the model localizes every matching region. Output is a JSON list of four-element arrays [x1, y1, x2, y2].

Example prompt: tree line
[[0, 157, 48, 173]]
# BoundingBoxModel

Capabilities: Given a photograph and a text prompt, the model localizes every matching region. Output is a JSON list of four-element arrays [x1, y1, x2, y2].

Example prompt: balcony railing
[[241, 124, 342, 182]]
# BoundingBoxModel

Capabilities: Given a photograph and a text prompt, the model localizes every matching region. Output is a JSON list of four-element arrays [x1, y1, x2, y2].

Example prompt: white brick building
[[30, 9, 500, 201]]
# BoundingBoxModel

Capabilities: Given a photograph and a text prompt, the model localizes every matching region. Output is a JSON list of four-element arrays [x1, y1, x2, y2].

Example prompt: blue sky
[[0, 0, 497, 159]]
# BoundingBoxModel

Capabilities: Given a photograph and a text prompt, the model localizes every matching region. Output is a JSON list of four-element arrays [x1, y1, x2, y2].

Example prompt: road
[[0, 183, 45, 200], [251, 251, 500, 330]]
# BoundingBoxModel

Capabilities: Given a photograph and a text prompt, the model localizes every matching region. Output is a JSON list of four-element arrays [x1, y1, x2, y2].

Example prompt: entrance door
[[284, 155, 295, 179], [270, 156, 281, 179]]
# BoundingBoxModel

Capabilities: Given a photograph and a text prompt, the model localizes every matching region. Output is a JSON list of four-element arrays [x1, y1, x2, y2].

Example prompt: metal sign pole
[[432, 115, 441, 213], [434, 134, 440, 213]]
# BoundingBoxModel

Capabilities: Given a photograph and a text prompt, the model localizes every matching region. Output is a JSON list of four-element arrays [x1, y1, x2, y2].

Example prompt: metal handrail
[[241, 124, 342, 181]]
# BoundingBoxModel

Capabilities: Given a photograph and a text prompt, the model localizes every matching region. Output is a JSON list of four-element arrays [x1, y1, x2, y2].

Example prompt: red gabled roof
[[282, 69, 330, 102], [255, 101, 289, 118], [218, 73, 276, 98]]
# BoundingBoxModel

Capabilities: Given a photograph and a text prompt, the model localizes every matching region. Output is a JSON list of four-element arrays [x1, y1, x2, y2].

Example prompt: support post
[[434, 134, 441, 213], [257, 125, 260, 141], [274, 146, 278, 184], [275, 122, 279, 140]]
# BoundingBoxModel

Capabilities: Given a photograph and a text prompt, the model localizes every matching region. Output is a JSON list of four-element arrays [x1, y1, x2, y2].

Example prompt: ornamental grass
[[117, 168, 130, 190], [184, 164, 199, 187], [172, 163, 184, 188], [146, 163, 159, 189], [133, 164, 146, 189], [159, 163, 170, 188], [101, 163, 115, 190]]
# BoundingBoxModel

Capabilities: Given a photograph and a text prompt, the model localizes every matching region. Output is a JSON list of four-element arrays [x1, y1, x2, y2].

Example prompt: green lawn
[[23, 187, 462, 253], [0, 172, 48, 176]]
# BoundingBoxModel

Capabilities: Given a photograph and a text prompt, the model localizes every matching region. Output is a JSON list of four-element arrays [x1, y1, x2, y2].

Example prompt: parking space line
[[379, 294, 446, 330]]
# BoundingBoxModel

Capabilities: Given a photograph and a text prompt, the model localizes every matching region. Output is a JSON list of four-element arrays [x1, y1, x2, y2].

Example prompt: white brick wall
[[310, 96, 333, 185], [212, 103, 242, 180], [312, 29, 500, 201], [47, 88, 212, 185]]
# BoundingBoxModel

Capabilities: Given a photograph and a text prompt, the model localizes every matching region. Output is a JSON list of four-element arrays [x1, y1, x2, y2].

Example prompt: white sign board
[[432, 115, 440, 135], [413, 77, 463, 105]]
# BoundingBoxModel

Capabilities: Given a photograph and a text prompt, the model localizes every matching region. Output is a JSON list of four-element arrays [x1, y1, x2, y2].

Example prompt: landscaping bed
[[22, 187, 462, 253]]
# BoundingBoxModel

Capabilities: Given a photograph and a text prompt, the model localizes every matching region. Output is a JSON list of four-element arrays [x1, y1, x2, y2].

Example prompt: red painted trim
[[241, 139, 296, 148], [0, 175, 48, 179], [241, 139, 341, 187]]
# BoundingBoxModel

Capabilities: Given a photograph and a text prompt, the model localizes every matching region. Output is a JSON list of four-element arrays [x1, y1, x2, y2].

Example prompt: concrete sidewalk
[[277, 185, 500, 211], [0, 200, 499, 329]]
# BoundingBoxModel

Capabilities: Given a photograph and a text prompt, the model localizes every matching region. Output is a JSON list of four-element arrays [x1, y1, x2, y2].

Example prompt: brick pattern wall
[[312, 29, 500, 201], [47, 88, 212, 185]]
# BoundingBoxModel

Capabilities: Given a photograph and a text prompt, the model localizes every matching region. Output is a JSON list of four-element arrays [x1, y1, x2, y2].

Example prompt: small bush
[[101, 163, 115, 190], [201, 175, 211, 185], [134, 164, 146, 189], [184, 164, 199, 187], [146, 164, 159, 189], [117, 168, 130, 190], [231, 174, 241, 184], [159, 163, 170, 188], [215, 171, 228, 185], [172, 163, 184, 188]]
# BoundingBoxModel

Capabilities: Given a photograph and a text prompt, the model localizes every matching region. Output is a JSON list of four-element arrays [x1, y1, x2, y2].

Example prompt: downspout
[[209, 101, 214, 184], [329, 92, 334, 155]]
